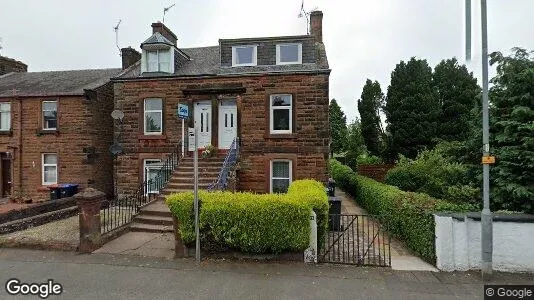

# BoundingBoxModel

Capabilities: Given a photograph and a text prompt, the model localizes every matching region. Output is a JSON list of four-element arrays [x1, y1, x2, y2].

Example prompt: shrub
[[384, 147, 480, 204], [166, 180, 328, 254], [330, 159, 474, 263]]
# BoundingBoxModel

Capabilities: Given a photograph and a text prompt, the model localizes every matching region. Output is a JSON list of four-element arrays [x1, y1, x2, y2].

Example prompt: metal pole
[[465, 0, 471, 60], [194, 127, 200, 263], [480, 0, 493, 277], [181, 119, 185, 156]]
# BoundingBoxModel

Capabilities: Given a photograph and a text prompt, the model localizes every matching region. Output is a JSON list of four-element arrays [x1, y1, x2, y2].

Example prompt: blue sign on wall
[[177, 103, 189, 119]]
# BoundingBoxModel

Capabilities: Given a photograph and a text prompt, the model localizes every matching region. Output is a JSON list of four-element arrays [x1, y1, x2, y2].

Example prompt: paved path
[[337, 189, 438, 271], [0, 248, 531, 300], [94, 232, 174, 259]]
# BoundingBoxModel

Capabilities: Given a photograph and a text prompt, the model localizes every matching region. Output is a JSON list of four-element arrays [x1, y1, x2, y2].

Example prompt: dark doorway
[[1, 153, 12, 197]]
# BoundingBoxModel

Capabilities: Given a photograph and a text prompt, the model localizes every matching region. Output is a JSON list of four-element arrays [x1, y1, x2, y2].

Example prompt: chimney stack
[[0, 56, 27, 75], [151, 22, 177, 46], [310, 11, 323, 43], [121, 47, 141, 70]]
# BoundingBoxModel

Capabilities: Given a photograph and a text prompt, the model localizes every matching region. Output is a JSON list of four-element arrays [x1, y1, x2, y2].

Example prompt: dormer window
[[276, 43, 302, 65], [232, 45, 257, 66], [146, 49, 171, 72]]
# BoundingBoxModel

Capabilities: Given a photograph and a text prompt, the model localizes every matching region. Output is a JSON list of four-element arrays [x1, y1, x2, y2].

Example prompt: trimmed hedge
[[166, 179, 328, 254], [330, 159, 474, 263]]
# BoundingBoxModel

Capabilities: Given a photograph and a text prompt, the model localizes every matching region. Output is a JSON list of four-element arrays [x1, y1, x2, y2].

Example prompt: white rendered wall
[[435, 214, 534, 272]]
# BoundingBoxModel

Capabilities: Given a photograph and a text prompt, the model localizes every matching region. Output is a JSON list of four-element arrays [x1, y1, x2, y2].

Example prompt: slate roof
[[0, 68, 121, 97], [141, 32, 174, 46], [115, 38, 330, 80]]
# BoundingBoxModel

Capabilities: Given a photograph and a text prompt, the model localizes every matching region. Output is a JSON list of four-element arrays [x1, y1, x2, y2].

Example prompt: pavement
[[338, 190, 438, 272], [0, 248, 532, 300]]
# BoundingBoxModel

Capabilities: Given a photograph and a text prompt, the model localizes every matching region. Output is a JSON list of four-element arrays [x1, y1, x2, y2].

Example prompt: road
[[0, 248, 531, 299]]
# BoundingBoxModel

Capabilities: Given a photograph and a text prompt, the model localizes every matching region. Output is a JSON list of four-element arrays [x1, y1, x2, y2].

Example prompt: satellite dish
[[109, 144, 124, 155], [111, 110, 124, 120]]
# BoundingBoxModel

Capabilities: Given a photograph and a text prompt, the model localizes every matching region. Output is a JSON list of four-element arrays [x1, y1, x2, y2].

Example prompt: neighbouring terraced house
[[112, 11, 330, 198], [0, 11, 330, 201]]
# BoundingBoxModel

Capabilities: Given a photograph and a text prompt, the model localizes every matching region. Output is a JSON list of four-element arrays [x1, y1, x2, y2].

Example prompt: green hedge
[[166, 179, 328, 254], [330, 159, 473, 263]]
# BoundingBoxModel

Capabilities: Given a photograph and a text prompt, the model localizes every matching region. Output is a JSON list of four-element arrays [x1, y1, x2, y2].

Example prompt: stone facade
[[113, 72, 330, 196], [0, 56, 27, 75], [0, 82, 114, 201]]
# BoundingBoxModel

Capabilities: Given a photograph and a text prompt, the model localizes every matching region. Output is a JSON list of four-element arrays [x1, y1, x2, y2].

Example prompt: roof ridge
[[19, 68, 121, 74]]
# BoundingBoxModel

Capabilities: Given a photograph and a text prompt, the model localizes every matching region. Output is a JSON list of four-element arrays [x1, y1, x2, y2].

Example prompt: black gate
[[320, 214, 391, 266]]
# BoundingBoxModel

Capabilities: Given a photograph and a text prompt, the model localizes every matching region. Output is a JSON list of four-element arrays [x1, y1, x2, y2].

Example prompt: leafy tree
[[358, 79, 384, 157], [488, 48, 534, 213], [433, 58, 480, 142], [384, 57, 440, 160], [345, 119, 367, 169], [329, 99, 348, 156]]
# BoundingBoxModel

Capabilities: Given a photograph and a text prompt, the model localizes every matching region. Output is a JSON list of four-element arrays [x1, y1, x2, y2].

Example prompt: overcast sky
[[1, 0, 533, 122]]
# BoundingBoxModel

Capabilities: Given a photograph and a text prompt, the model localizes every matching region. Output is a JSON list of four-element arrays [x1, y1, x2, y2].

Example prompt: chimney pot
[[310, 10, 323, 43]]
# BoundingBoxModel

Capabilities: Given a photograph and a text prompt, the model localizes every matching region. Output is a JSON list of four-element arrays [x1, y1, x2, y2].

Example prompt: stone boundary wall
[[356, 164, 395, 182], [434, 212, 534, 272]]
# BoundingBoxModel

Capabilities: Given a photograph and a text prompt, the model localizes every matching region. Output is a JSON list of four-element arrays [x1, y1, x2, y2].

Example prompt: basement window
[[42, 153, 58, 185], [232, 45, 257, 66], [270, 160, 292, 193], [144, 159, 162, 194]]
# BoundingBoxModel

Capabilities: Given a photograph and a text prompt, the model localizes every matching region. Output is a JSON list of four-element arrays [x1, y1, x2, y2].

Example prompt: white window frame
[[270, 160, 292, 194], [0, 102, 11, 131], [232, 45, 257, 67], [146, 49, 171, 73], [42, 153, 58, 185], [144, 98, 163, 135], [42, 100, 57, 130], [144, 159, 162, 194], [269, 94, 293, 134], [276, 43, 302, 65]]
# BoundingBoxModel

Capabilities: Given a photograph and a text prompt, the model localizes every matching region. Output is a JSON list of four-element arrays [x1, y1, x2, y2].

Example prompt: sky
[[1, 0, 533, 122]]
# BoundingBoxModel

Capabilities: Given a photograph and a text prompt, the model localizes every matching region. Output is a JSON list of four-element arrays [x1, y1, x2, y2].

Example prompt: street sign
[[178, 103, 189, 119], [482, 155, 495, 164]]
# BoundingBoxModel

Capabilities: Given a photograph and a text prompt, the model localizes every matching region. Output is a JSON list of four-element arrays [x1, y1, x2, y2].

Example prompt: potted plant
[[202, 144, 218, 158]]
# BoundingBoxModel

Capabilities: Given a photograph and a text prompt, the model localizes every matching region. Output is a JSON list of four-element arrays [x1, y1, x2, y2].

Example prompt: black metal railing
[[207, 138, 240, 191], [320, 214, 391, 266], [100, 142, 182, 234]]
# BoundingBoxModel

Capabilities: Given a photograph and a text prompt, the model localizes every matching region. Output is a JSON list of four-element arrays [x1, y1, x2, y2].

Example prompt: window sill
[[138, 134, 167, 140], [36, 129, 60, 136], [0, 130, 13, 136], [264, 133, 297, 139]]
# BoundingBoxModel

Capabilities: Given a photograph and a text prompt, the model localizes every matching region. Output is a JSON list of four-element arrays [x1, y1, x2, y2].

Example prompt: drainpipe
[[17, 97, 22, 192]]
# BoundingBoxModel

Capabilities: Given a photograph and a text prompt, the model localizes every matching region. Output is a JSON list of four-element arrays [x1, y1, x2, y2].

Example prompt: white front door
[[194, 101, 212, 148], [218, 99, 237, 149]]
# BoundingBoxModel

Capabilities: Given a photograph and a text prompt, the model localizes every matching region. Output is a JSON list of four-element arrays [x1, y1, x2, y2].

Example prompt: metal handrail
[[208, 137, 240, 191]]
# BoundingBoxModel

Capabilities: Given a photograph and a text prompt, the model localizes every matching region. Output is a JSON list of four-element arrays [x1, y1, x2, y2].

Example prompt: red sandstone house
[[0, 59, 121, 201], [113, 11, 330, 197]]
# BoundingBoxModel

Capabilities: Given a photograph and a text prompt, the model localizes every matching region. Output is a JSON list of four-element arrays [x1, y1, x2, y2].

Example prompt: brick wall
[[0, 89, 114, 201], [0, 56, 27, 75], [113, 72, 329, 196], [356, 164, 395, 182]]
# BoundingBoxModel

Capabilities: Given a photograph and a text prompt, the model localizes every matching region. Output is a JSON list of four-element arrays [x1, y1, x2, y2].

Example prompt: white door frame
[[194, 101, 212, 148], [218, 99, 237, 149]]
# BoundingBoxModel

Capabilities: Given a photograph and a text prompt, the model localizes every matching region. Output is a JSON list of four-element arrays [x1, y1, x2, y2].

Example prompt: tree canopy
[[329, 99, 348, 156], [358, 79, 384, 157], [384, 57, 441, 160]]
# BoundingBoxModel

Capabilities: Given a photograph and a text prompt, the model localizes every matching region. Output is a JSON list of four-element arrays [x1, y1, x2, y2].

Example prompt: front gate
[[320, 214, 391, 266]]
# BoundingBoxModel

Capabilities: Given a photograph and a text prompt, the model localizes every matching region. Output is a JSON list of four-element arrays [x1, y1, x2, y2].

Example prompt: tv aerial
[[298, 0, 317, 35], [113, 19, 122, 55], [163, 4, 175, 23]]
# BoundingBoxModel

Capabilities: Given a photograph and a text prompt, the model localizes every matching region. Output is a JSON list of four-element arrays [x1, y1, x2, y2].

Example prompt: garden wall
[[356, 164, 395, 182], [435, 213, 534, 272]]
